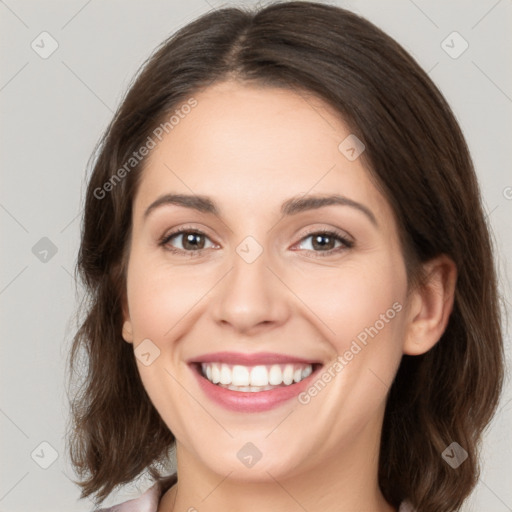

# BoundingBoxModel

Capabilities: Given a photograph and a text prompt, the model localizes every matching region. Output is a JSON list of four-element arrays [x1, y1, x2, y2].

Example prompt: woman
[[66, 2, 505, 511]]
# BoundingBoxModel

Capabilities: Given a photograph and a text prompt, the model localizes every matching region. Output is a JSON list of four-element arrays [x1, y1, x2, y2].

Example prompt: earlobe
[[403, 255, 457, 356], [122, 319, 134, 343], [120, 291, 133, 343]]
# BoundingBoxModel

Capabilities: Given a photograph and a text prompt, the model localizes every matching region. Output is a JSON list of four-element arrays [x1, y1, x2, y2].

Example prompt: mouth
[[188, 352, 323, 412], [195, 361, 317, 392]]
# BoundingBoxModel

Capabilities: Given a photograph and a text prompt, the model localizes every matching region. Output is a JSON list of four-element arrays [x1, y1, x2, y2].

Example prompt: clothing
[[95, 474, 416, 511], [95, 474, 177, 512]]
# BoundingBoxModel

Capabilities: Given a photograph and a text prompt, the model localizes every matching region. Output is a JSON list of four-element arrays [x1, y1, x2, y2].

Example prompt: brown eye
[[310, 233, 337, 251], [160, 229, 214, 254], [296, 230, 353, 257]]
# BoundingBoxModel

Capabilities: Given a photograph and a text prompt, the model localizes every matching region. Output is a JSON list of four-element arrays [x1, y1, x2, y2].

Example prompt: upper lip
[[188, 351, 322, 366]]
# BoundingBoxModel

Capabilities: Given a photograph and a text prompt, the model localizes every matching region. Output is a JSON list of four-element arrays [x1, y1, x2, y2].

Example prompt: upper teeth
[[201, 363, 313, 387]]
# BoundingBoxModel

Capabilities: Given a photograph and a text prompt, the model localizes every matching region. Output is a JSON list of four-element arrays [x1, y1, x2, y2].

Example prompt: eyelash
[[158, 225, 354, 258]]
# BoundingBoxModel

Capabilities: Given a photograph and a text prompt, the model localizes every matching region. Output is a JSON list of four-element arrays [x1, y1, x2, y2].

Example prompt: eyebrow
[[143, 193, 378, 227]]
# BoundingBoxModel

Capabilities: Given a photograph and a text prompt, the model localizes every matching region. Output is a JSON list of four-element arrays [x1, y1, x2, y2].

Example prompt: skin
[[121, 80, 456, 512]]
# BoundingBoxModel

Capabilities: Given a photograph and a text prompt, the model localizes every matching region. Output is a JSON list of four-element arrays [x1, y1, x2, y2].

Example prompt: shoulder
[[94, 482, 160, 512], [94, 474, 177, 512]]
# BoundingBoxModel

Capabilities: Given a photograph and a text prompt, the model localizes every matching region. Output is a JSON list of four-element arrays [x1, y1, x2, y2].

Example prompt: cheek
[[285, 257, 407, 438], [125, 255, 208, 340], [124, 255, 210, 436], [288, 254, 407, 352]]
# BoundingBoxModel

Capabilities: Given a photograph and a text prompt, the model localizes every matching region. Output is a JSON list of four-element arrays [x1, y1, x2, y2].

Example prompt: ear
[[403, 254, 457, 356], [117, 257, 134, 344], [122, 319, 134, 344], [121, 296, 134, 344]]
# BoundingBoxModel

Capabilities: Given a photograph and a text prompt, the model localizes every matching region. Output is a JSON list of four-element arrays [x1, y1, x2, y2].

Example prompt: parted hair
[[66, 2, 505, 511]]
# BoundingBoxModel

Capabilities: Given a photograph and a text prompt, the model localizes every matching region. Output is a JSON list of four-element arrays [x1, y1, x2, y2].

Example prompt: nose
[[210, 247, 291, 335]]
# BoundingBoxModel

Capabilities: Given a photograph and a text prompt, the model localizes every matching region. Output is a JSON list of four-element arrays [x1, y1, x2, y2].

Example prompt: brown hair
[[65, 2, 505, 511]]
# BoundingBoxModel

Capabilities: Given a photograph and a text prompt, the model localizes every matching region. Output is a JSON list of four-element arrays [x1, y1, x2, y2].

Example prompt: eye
[[159, 228, 215, 256], [294, 230, 353, 257], [159, 227, 353, 258]]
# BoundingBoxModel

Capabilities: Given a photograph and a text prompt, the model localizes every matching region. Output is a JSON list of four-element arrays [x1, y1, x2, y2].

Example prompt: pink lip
[[188, 351, 320, 365], [188, 353, 322, 413]]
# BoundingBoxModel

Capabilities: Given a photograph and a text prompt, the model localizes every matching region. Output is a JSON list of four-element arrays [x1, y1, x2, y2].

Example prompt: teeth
[[269, 365, 282, 386], [200, 362, 315, 391], [211, 364, 221, 384], [302, 365, 312, 379], [220, 364, 231, 385], [283, 365, 294, 385], [251, 365, 269, 386], [232, 365, 250, 386]]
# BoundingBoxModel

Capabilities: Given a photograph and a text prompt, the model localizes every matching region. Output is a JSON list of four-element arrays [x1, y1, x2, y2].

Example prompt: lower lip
[[190, 364, 321, 412]]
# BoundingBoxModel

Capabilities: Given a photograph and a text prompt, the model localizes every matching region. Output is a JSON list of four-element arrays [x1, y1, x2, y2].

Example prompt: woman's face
[[122, 80, 412, 482]]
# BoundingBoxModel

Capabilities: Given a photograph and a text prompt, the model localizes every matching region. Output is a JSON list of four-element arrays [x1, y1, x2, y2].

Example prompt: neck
[[159, 409, 396, 512]]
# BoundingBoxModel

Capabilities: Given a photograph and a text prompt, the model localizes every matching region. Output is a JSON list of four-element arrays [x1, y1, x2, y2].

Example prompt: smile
[[188, 351, 323, 412], [200, 362, 313, 392]]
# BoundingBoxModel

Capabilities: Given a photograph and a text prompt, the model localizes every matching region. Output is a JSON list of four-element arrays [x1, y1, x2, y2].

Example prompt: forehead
[[133, 81, 391, 224]]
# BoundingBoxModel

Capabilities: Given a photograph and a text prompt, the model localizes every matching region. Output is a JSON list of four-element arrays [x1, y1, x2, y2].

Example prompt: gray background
[[1, 0, 511, 510]]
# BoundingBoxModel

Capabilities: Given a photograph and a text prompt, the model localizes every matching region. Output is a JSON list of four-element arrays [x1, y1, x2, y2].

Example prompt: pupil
[[184, 233, 204, 250], [313, 234, 332, 250]]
